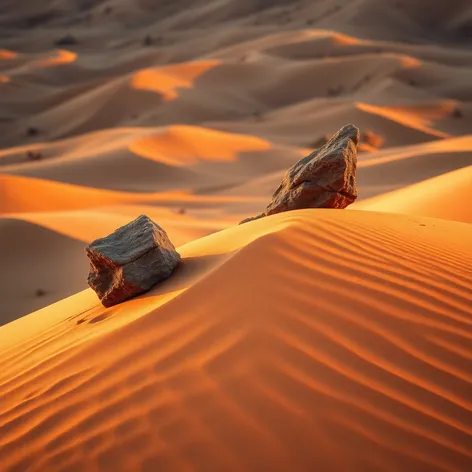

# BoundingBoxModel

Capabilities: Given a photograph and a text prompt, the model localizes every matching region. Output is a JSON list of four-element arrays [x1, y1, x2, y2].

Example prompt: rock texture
[[240, 124, 359, 224], [86, 215, 180, 307]]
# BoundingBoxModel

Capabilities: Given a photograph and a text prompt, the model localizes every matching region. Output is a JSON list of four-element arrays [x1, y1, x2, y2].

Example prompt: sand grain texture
[[1, 210, 472, 472], [1, 0, 472, 470]]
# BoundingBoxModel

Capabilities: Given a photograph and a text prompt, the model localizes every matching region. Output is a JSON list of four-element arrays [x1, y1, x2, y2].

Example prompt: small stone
[[26, 127, 39, 137], [27, 151, 42, 161], [86, 215, 180, 307], [327, 85, 343, 96], [54, 34, 78, 46], [143, 35, 153, 46], [240, 124, 359, 224], [253, 110, 264, 121]]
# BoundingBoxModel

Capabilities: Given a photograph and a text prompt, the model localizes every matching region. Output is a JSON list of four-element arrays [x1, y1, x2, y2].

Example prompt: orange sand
[[131, 61, 220, 101], [1, 210, 472, 472], [1, 0, 472, 470], [353, 166, 472, 224]]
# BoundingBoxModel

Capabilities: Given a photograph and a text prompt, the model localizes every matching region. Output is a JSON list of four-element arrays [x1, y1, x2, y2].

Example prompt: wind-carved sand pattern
[[1, 210, 472, 472], [1, 0, 472, 470]]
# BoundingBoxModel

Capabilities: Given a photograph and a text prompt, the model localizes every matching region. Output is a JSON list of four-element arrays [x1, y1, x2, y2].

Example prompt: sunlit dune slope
[[131, 61, 220, 101], [0, 125, 301, 192], [0, 49, 17, 60], [1, 209, 471, 472], [0, 174, 265, 216], [353, 165, 472, 223], [129, 125, 272, 167], [10, 205, 230, 246]]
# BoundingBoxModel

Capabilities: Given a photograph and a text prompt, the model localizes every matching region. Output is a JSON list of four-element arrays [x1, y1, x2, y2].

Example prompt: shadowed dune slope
[[0, 218, 87, 326], [1, 209, 472, 472]]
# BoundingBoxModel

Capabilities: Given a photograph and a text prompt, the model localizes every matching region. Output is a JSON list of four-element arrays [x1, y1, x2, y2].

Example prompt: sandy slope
[[1, 210, 472, 472], [0, 205, 233, 326], [0, 0, 470, 348], [353, 166, 472, 224], [1, 0, 472, 469]]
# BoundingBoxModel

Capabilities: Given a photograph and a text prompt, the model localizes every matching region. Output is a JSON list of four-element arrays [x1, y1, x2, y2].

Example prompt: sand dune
[[0, 125, 304, 192], [0, 174, 266, 217], [353, 166, 472, 224], [1, 0, 472, 469], [2, 32, 471, 148], [0, 218, 86, 326], [1, 210, 472, 472]]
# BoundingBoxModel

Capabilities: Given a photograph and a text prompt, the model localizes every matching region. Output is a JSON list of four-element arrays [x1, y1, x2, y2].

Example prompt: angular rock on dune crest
[[240, 124, 359, 224], [86, 215, 180, 307]]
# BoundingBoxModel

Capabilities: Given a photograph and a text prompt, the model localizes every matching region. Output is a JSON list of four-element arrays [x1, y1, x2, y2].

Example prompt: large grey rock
[[86, 215, 180, 307], [240, 124, 359, 224]]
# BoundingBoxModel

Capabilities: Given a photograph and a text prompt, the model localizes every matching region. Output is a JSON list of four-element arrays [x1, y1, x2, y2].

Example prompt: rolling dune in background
[[1, 0, 471, 471]]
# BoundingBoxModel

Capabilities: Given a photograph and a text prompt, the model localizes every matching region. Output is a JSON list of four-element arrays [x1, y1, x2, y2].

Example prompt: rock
[[327, 85, 343, 96], [142, 35, 153, 46], [26, 151, 42, 161], [240, 124, 359, 224], [86, 215, 180, 307], [54, 34, 78, 46], [26, 126, 39, 137]]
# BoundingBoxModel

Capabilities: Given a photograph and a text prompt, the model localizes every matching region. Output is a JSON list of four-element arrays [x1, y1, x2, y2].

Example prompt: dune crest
[[36, 49, 77, 68], [129, 125, 272, 166], [1, 210, 472, 472], [0, 49, 17, 60], [131, 61, 220, 101], [353, 165, 472, 223]]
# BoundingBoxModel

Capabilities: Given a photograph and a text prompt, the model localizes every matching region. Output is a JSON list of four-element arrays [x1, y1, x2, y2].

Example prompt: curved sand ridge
[[0, 174, 266, 214], [36, 49, 77, 68], [354, 165, 472, 224], [130, 61, 220, 102], [1, 209, 472, 472], [0, 49, 17, 60], [0, 125, 301, 192]]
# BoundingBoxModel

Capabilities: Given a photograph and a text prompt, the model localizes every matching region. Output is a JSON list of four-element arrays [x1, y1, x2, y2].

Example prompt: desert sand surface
[[1, 0, 472, 471], [2, 210, 472, 472]]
